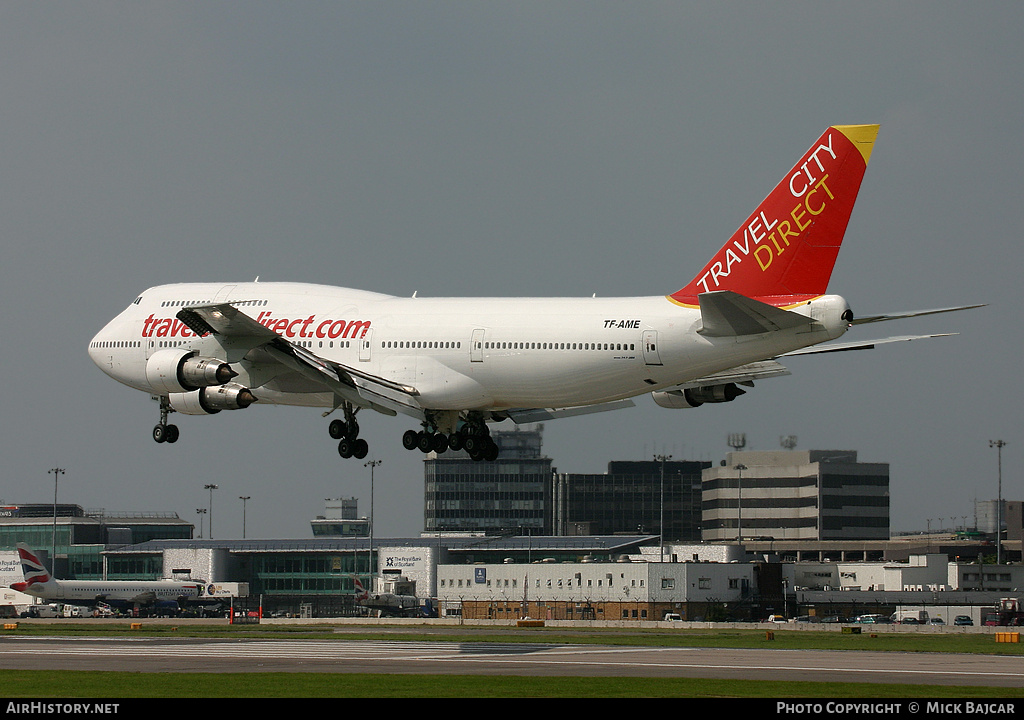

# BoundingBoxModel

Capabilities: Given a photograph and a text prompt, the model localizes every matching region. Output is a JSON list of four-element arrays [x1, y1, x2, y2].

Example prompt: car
[[929, 617, 945, 625], [765, 615, 788, 623], [954, 615, 974, 626], [852, 614, 890, 624]]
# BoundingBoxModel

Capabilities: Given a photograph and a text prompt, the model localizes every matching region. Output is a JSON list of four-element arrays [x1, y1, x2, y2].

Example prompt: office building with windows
[[702, 450, 890, 542], [424, 426, 552, 534], [553, 460, 710, 540]]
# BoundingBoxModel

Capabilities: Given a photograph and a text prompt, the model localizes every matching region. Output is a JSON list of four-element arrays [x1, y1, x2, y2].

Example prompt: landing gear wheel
[[164, 424, 180, 444], [402, 429, 419, 450], [338, 438, 354, 459], [417, 431, 434, 453], [447, 433, 464, 451], [432, 433, 449, 453], [329, 418, 359, 440], [353, 438, 369, 459], [482, 439, 499, 461], [153, 395, 178, 445]]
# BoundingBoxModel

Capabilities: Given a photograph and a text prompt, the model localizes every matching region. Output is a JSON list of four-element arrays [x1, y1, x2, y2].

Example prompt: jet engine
[[145, 348, 237, 395], [651, 383, 746, 409], [168, 383, 258, 415]]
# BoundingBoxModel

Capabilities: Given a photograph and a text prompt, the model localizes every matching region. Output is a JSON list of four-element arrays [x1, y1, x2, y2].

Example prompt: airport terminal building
[[2, 436, 1020, 621]]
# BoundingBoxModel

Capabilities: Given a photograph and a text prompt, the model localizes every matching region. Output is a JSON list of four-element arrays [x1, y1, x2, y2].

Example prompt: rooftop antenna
[[780, 435, 798, 450]]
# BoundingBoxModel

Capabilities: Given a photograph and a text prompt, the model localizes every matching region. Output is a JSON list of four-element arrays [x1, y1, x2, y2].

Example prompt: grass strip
[[6, 670, 1022, 699]]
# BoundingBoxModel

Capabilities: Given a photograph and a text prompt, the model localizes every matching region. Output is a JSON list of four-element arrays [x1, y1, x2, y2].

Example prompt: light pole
[[364, 460, 381, 593], [195, 508, 206, 539], [989, 440, 1006, 565], [654, 454, 672, 562], [735, 464, 747, 543], [239, 496, 251, 539], [204, 484, 219, 539], [49, 467, 65, 572]]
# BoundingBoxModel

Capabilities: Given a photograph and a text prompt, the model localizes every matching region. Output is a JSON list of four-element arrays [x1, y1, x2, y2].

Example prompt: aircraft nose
[[87, 317, 145, 389], [88, 323, 115, 370]]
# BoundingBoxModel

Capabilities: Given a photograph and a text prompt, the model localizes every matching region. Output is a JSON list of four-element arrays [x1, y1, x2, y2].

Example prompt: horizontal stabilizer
[[699, 291, 816, 337], [783, 333, 957, 356], [851, 304, 985, 325]]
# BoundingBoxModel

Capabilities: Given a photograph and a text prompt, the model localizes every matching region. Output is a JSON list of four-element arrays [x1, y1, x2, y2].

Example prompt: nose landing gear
[[152, 396, 179, 444]]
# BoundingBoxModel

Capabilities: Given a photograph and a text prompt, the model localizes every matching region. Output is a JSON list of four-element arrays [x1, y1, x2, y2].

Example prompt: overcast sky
[[0, 2, 1018, 540]]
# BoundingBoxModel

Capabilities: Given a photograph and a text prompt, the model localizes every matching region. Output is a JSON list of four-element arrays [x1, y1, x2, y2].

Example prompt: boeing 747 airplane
[[88, 125, 979, 461]]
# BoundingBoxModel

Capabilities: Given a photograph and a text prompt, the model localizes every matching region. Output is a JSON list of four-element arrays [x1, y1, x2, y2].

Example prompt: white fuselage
[[19, 578, 202, 606], [89, 282, 851, 414]]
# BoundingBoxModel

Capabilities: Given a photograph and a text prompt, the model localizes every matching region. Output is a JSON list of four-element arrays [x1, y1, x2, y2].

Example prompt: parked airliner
[[88, 124, 979, 461], [10, 544, 204, 612]]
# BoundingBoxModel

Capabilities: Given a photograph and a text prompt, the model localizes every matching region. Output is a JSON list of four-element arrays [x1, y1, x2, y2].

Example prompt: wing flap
[[507, 399, 636, 424], [669, 359, 792, 389]]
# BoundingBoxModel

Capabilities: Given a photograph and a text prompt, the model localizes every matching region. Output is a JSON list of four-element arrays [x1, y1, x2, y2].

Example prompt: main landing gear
[[402, 421, 499, 462], [329, 405, 368, 459], [152, 396, 179, 444]]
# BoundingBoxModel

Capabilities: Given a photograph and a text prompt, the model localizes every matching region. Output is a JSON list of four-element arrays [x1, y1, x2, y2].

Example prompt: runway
[[1, 635, 1021, 687]]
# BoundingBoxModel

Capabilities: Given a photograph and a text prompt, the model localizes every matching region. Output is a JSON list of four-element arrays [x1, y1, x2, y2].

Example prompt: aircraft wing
[[669, 359, 792, 389], [507, 399, 636, 424], [128, 591, 157, 605], [177, 304, 423, 419]]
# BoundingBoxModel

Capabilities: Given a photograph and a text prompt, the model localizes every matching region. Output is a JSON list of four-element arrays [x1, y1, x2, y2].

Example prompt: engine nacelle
[[651, 383, 746, 409], [146, 349, 236, 395], [168, 383, 258, 415]]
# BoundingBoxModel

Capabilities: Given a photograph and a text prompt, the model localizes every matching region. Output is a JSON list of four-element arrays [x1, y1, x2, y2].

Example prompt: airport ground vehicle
[[851, 614, 891, 624], [983, 598, 1024, 626], [891, 609, 929, 624]]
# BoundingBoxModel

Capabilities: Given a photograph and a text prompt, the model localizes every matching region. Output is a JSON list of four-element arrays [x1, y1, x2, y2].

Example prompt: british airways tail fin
[[671, 124, 879, 307], [10, 544, 52, 591]]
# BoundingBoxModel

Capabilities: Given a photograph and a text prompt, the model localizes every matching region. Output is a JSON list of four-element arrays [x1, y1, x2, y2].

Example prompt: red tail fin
[[670, 125, 879, 306]]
